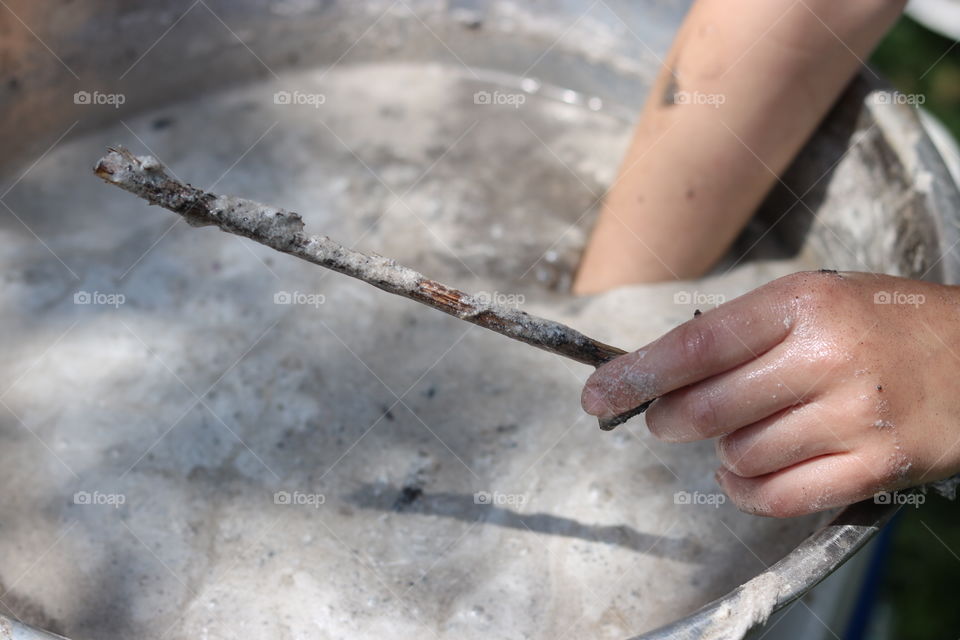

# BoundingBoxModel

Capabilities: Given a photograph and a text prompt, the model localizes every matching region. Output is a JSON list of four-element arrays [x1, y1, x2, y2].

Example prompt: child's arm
[[573, 0, 906, 293]]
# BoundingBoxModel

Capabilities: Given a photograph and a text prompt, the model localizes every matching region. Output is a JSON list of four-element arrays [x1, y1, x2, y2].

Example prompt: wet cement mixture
[[0, 63, 829, 639]]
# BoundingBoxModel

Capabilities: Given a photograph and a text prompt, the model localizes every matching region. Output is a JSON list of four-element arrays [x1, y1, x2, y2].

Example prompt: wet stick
[[93, 146, 649, 429]]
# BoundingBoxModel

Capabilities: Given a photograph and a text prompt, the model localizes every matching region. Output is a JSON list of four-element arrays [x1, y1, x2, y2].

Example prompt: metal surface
[[634, 501, 899, 639], [1, 1, 958, 639]]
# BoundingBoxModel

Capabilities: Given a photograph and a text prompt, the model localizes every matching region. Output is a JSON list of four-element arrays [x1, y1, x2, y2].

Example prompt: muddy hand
[[581, 271, 960, 517]]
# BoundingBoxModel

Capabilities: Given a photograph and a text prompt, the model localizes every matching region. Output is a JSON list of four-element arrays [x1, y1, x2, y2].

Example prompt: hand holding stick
[[94, 147, 649, 428]]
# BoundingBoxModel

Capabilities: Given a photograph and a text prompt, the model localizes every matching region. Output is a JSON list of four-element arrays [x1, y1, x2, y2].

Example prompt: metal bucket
[[1, 1, 958, 638]]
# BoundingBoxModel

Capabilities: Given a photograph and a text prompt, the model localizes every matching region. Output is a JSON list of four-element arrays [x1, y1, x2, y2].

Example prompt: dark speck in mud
[[423, 385, 437, 399], [8, 77, 20, 91], [394, 485, 423, 510], [693, 309, 702, 317], [818, 269, 839, 275], [452, 7, 483, 29], [381, 405, 395, 421], [496, 423, 518, 434], [379, 105, 405, 119], [458, 16, 483, 29], [877, 385, 883, 391], [152, 116, 175, 130]]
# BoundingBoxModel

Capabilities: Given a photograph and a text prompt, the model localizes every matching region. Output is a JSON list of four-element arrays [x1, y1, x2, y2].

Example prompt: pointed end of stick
[[597, 400, 653, 431], [94, 146, 164, 185]]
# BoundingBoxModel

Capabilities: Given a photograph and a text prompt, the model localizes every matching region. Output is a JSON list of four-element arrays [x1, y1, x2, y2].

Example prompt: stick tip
[[93, 146, 164, 183]]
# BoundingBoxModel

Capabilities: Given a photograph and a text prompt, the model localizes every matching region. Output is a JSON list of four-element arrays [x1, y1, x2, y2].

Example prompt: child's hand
[[581, 271, 960, 517]]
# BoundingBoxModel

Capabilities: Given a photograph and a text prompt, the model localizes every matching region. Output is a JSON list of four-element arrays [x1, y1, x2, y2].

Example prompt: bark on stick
[[93, 147, 648, 428]]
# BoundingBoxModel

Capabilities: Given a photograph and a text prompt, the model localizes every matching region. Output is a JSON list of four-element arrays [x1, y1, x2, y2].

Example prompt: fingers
[[716, 452, 880, 517], [582, 280, 797, 419], [714, 402, 855, 477], [644, 345, 817, 442]]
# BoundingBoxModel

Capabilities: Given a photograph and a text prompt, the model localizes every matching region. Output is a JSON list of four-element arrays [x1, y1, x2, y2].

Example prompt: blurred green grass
[[871, 495, 960, 639], [872, 15, 960, 137], [868, 15, 960, 640]]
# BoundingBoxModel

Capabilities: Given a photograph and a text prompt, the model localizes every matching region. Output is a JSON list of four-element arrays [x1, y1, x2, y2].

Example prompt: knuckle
[[797, 270, 845, 299], [674, 321, 719, 368], [786, 272, 851, 319], [682, 391, 721, 438], [716, 434, 754, 477]]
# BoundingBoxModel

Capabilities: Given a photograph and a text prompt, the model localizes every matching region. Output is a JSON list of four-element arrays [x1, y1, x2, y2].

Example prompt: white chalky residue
[[702, 572, 783, 640], [0, 62, 831, 640]]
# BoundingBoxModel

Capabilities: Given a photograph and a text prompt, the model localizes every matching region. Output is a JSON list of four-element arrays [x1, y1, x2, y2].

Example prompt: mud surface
[[0, 62, 825, 639]]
